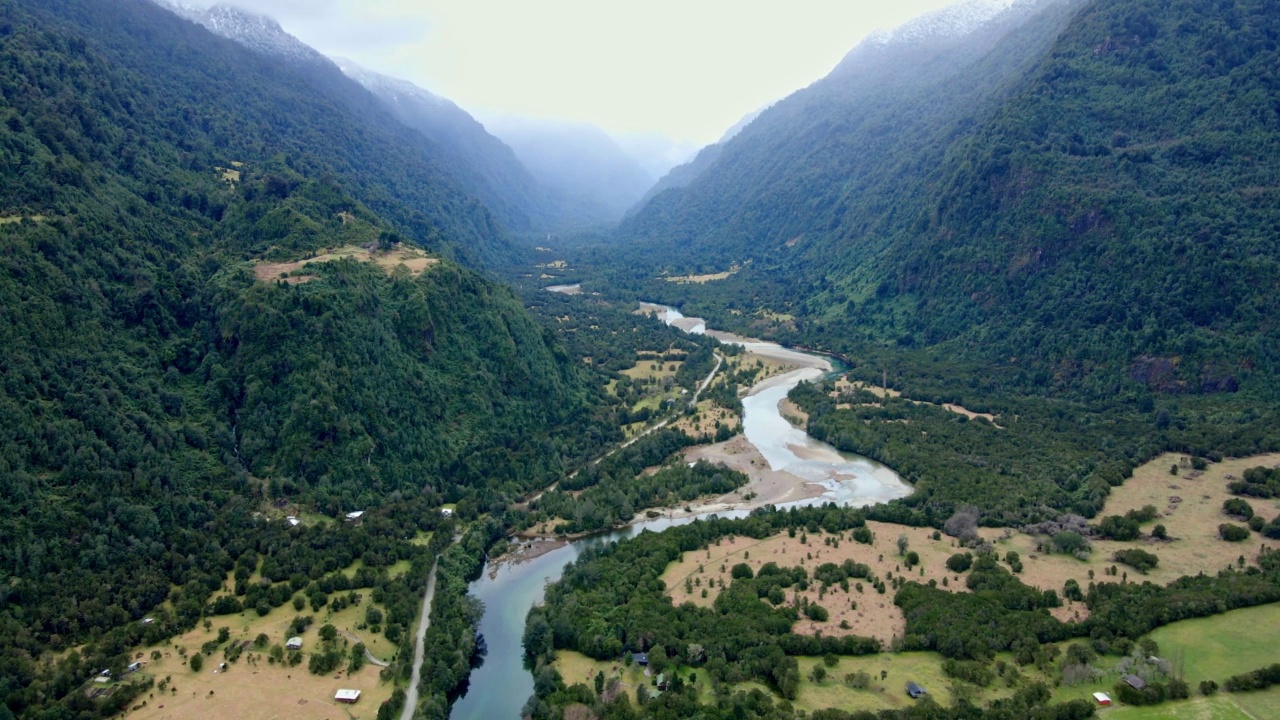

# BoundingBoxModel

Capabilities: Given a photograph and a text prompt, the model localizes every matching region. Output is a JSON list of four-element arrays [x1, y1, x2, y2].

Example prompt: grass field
[[0, 214, 47, 224], [660, 523, 986, 644], [254, 245, 439, 283], [1147, 604, 1280, 685], [980, 453, 1280, 611], [122, 605, 394, 720]]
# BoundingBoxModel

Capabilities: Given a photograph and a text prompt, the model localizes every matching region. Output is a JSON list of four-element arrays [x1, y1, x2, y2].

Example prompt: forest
[[0, 0, 612, 716]]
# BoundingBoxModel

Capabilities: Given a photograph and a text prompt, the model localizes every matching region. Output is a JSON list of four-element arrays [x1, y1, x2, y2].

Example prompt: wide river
[[448, 302, 910, 719]]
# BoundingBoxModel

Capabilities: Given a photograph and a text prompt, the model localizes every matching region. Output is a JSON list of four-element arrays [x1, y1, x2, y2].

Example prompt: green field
[[1147, 604, 1280, 685]]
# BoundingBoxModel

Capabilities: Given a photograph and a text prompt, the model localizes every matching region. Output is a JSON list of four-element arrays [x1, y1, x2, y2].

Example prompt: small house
[[142, 617, 154, 625], [127, 661, 144, 673], [1093, 692, 1112, 706], [99, 669, 111, 678], [335, 689, 361, 704], [440, 507, 454, 517], [906, 681, 926, 699], [345, 511, 364, 522], [633, 652, 648, 666], [286, 637, 303, 651], [655, 673, 668, 691], [286, 516, 300, 527], [1122, 674, 1147, 690]]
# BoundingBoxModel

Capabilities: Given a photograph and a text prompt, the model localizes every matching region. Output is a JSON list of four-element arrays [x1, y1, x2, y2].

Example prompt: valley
[[4, 0, 1280, 719]]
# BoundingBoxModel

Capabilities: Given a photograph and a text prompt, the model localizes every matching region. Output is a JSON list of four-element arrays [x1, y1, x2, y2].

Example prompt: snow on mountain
[[867, 0, 1020, 47], [156, 2, 333, 66], [335, 59, 457, 114]]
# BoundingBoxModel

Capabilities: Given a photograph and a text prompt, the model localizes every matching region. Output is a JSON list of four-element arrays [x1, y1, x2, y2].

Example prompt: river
[[449, 302, 910, 719]]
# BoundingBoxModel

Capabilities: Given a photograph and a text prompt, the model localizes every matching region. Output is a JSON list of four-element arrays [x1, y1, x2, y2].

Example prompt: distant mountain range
[[159, 1, 671, 232]]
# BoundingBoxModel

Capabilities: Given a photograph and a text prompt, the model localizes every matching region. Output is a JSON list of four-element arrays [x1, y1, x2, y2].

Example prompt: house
[[1122, 674, 1148, 690], [286, 637, 303, 651], [906, 681, 926, 699], [440, 507, 454, 517], [286, 516, 300, 527], [99, 669, 111, 678], [142, 617, 154, 625], [345, 511, 364, 522], [1093, 692, 1112, 706], [335, 689, 361, 704], [127, 661, 144, 673], [655, 673, 668, 691], [633, 652, 648, 666]]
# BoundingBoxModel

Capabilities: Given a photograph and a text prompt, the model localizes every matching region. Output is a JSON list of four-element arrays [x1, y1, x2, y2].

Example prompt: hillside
[[607, 0, 1280, 397], [0, 0, 606, 715]]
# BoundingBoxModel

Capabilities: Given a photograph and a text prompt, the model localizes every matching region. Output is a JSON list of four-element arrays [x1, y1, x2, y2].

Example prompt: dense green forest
[[583, 0, 1280, 402], [0, 0, 610, 716]]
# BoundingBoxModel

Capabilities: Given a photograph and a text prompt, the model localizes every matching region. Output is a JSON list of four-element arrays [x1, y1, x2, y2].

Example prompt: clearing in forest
[[986, 452, 1280, 602], [663, 266, 738, 284], [121, 607, 393, 720], [660, 522, 975, 645], [254, 245, 438, 283]]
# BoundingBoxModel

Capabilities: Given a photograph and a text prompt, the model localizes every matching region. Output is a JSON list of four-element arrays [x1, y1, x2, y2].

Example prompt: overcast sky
[[195, 0, 969, 146]]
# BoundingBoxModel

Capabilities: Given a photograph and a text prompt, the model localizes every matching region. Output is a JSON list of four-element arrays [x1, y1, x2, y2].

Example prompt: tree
[[189, 653, 204, 673]]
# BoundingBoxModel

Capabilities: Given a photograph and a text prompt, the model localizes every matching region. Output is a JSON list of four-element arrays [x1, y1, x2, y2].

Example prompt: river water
[[449, 303, 910, 719]]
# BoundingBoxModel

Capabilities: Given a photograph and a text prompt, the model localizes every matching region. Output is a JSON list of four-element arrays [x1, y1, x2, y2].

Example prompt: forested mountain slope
[[0, 0, 607, 714], [39, 0, 513, 267], [610, 0, 1280, 395]]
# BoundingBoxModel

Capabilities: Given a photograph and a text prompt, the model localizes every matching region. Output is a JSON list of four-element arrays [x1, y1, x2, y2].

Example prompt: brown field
[[660, 522, 982, 645], [121, 609, 393, 720], [672, 400, 739, 438], [985, 452, 1280, 598], [663, 268, 737, 284], [621, 357, 683, 382], [254, 245, 438, 283], [216, 167, 241, 183], [840, 381, 1002, 426]]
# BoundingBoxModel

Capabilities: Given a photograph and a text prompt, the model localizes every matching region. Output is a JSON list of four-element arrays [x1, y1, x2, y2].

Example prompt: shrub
[[1200, 679, 1218, 696], [805, 603, 829, 622], [1219, 524, 1250, 542], [1098, 516, 1140, 541], [946, 553, 973, 573], [1223, 498, 1254, 520], [1051, 531, 1090, 555], [189, 653, 204, 672], [1113, 548, 1159, 573]]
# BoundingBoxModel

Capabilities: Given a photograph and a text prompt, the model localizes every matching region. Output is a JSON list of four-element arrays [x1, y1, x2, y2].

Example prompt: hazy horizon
[[176, 0, 978, 147]]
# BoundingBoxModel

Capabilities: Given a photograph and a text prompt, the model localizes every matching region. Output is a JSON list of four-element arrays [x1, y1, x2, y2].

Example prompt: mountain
[[609, 0, 1280, 395], [156, 2, 557, 240], [481, 114, 657, 227], [335, 59, 557, 233], [0, 0, 606, 714], [161, 1, 330, 65]]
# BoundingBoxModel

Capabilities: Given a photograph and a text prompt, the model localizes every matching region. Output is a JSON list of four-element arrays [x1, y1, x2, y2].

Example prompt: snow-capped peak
[[154, 2, 332, 67], [867, 0, 1019, 47], [334, 59, 453, 113]]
